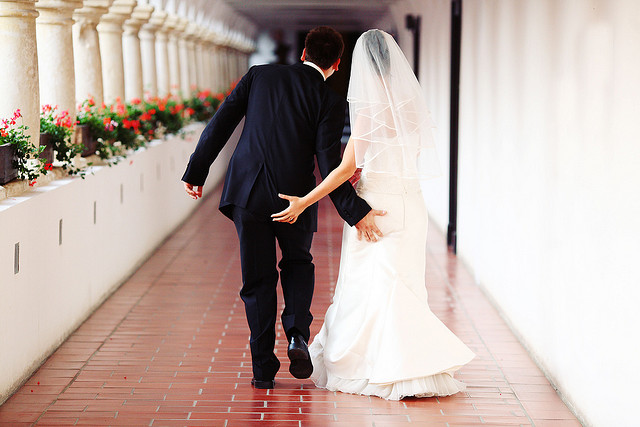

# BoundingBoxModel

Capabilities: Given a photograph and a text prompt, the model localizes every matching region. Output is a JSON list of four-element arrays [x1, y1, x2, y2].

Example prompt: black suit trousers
[[231, 206, 315, 380]]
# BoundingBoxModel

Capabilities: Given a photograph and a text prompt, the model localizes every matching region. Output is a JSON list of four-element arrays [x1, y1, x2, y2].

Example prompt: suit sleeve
[[315, 96, 371, 226], [181, 68, 253, 186]]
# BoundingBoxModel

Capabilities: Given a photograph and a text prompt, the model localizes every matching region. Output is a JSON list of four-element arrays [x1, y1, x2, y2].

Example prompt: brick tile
[[0, 185, 578, 425]]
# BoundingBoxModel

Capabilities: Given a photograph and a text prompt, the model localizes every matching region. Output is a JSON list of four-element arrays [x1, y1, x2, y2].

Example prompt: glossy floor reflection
[[0, 185, 580, 426]]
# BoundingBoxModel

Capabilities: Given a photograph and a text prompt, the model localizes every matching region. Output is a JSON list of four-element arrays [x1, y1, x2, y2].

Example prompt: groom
[[182, 26, 383, 389]]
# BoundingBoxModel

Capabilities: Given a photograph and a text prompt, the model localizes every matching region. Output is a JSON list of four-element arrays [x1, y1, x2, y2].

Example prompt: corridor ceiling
[[221, 0, 398, 32]]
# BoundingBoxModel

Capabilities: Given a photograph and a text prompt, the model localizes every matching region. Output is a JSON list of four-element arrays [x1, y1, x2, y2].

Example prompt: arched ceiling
[[221, 0, 398, 32]]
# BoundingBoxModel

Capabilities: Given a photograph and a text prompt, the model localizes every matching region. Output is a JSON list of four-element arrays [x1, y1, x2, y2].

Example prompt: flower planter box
[[40, 133, 54, 165], [0, 143, 18, 185], [77, 124, 97, 157]]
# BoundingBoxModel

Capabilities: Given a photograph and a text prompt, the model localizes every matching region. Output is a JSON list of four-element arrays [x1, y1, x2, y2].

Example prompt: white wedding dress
[[308, 145, 475, 400], [308, 29, 475, 400]]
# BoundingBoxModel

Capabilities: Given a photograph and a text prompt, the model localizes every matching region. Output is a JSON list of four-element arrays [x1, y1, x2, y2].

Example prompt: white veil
[[348, 29, 441, 179]]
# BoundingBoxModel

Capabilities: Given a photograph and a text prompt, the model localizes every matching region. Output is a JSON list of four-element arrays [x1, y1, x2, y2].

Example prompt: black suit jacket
[[182, 62, 371, 232]]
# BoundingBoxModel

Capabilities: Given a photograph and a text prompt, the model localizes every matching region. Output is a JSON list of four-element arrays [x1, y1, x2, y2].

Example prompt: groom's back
[[241, 63, 340, 171], [221, 62, 346, 230]]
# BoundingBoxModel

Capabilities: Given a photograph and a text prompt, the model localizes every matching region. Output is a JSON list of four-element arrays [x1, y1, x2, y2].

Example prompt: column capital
[[183, 22, 199, 41], [175, 16, 188, 34], [202, 29, 216, 46], [36, 0, 82, 24], [141, 8, 166, 34], [195, 26, 211, 44], [123, 2, 153, 34], [73, 0, 113, 25], [97, 0, 136, 33], [210, 32, 225, 48], [162, 12, 179, 32], [0, 0, 38, 19]]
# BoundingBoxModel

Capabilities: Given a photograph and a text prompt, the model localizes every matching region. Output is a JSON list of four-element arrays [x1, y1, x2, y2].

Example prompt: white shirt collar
[[303, 61, 326, 81]]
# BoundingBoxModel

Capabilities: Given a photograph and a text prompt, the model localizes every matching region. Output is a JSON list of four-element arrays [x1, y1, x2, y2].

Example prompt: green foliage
[[40, 105, 84, 175], [1, 109, 46, 184], [185, 89, 224, 122]]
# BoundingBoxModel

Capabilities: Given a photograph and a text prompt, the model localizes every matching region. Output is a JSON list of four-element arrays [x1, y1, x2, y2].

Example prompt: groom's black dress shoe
[[251, 378, 275, 389], [288, 335, 313, 379]]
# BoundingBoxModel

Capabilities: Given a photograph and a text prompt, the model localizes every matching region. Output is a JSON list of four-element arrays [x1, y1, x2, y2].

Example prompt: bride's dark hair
[[363, 30, 390, 76]]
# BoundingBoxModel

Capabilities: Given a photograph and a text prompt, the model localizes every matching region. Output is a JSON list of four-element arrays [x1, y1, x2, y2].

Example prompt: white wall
[[381, 0, 452, 232], [458, 1, 640, 426], [0, 122, 240, 404]]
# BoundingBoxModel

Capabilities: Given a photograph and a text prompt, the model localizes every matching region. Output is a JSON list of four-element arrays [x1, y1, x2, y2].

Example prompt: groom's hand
[[355, 209, 386, 242], [184, 182, 203, 200]]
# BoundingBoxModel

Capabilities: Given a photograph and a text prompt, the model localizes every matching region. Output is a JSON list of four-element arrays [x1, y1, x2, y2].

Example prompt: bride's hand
[[271, 194, 307, 223]]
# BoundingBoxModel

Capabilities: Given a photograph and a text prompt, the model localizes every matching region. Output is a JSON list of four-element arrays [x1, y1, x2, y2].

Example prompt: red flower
[[158, 104, 166, 111], [215, 93, 224, 101], [131, 98, 142, 105], [139, 112, 152, 121], [103, 117, 117, 131], [29, 180, 36, 187], [44, 163, 53, 171], [148, 108, 156, 115], [123, 119, 141, 132], [185, 107, 195, 116], [170, 104, 184, 115], [0, 129, 8, 137]]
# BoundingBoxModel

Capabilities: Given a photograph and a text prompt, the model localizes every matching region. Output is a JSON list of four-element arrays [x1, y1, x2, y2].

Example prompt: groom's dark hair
[[304, 26, 344, 69]]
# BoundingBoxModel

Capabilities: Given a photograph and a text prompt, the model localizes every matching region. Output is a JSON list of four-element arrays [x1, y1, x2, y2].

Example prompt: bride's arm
[[272, 137, 358, 223]]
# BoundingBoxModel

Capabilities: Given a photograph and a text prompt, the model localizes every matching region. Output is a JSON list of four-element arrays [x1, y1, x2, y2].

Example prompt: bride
[[272, 29, 474, 400]]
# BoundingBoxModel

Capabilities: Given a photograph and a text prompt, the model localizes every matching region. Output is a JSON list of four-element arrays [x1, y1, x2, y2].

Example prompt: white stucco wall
[[382, 0, 452, 233], [0, 122, 240, 404], [457, 1, 640, 426], [381, 1, 639, 425]]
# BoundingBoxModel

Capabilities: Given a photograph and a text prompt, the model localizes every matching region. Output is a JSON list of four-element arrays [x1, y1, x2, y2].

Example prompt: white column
[[0, 0, 40, 146], [154, 14, 170, 97], [122, 1, 153, 101], [178, 18, 191, 96], [230, 49, 239, 82], [216, 47, 226, 91], [226, 48, 234, 84], [73, 0, 114, 106], [211, 42, 221, 92], [237, 50, 245, 77], [139, 8, 166, 97], [221, 47, 230, 91], [97, 0, 136, 104], [194, 29, 205, 91], [238, 51, 248, 76], [184, 22, 199, 94], [209, 43, 220, 92], [36, 0, 83, 118], [165, 14, 183, 95], [222, 47, 231, 89], [202, 33, 214, 91]]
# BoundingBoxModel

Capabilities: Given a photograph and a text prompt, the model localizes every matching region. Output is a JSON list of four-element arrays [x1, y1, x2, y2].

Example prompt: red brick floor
[[0, 185, 581, 426]]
